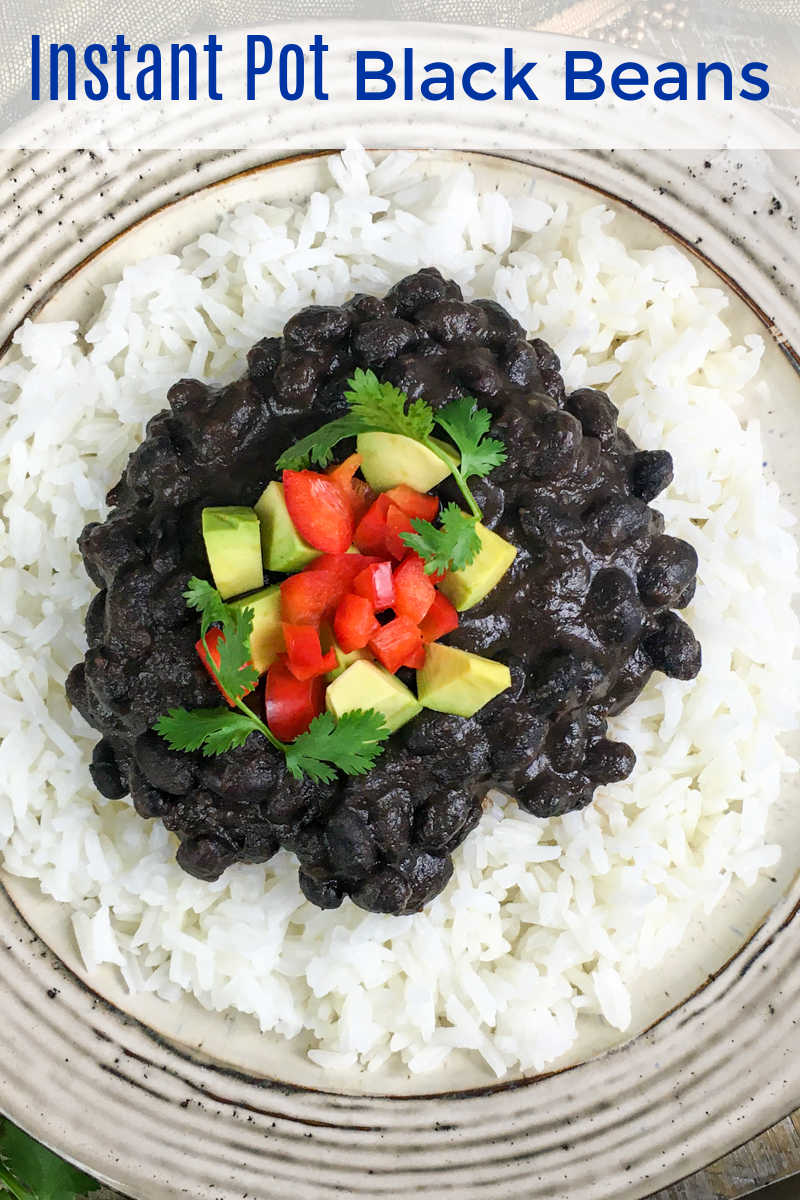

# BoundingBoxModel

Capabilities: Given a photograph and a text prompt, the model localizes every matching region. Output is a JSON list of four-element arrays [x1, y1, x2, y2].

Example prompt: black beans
[[283, 305, 352, 352], [583, 494, 652, 552], [89, 739, 128, 800], [629, 449, 674, 502], [645, 612, 702, 680], [567, 388, 618, 450], [583, 738, 636, 784], [584, 569, 643, 645], [638, 536, 699, 608], [176, 834, 239, 881], [353, 318, 417, 365], [69, 269, 700, 913], [414, 790, 482, 855]]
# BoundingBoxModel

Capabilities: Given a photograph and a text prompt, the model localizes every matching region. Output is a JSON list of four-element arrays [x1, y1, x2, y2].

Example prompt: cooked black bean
[[629, 449, 674, 502], [414, 790, 483, 855], [89, 738, 128, 800], [68, 269, 700, 913], [353, 318, 417, 365], [176, 834, 240, 881], [299, 872, 345, 909], [567, 388, 618, 450], [583, 494, 652, 552], [584, 569, 643, 645], [583, 738, 636, 784], [645, 612, 702, 680], [638, 536, 699, 608]]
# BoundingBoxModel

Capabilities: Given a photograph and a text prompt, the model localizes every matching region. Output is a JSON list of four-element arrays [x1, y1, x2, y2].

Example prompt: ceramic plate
[[0, 147, 798, 1199]]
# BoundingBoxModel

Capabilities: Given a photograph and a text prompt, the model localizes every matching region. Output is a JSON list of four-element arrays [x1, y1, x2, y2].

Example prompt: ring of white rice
[[0, 146, 797, 1079]]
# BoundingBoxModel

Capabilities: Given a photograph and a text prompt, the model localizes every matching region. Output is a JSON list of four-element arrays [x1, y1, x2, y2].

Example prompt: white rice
[[0, 145, 798, 1078]]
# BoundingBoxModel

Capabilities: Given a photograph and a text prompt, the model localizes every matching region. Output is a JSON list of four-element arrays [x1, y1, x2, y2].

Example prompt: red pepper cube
[[306, 552, 380, 589], [384, 484, 439, 523], [282, 469, 354, 554], [393, 554, 437, 624], [353, 493, 391, 557], [265, 655, 325, 741], [353, 561, 396, 612], [418, 590, 459, 643], [280, 569, 346, 627], [282, 623, 338, 681], [368, 615, 424, 675], [327, 453, 375, 524], [333, 593, 380, 652], [403, 642, 427, 670], [384, 503, 416, 560], [196, 627, 254, 706]]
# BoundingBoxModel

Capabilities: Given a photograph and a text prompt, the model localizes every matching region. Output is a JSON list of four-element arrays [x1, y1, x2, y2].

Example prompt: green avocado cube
[[437, 522, 517, 612], [254, 480, 320, 573], [230, 585, 284, 674], [324, 644, 372, 682], [417, 643, 511, 718], [326, 660, 422, 733], [201, 506, 263, 600], [356, 432, 458, 493]]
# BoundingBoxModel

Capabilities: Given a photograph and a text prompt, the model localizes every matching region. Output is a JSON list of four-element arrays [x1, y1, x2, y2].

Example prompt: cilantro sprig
[[154, 579, 389, 779], [276, 369, 506, 523], [400, 503, 482, 576], [0, 1118, 99, 1200]]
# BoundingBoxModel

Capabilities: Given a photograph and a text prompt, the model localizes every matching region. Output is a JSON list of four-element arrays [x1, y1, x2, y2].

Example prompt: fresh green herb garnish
[[435, 396, 507, 483], [275, 369, 505, 523], [400, 503, 482, 576], [0, 1119, 99, 1200], [153, 579, 390, 778], [155, 706, 258, 757], [285, 710, 388, 783]]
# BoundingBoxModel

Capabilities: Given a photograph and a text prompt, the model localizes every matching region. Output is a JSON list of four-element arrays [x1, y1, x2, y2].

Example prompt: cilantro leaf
[[345, 368, 435, 441], [276, 414, 365, 470], [285, 709, 389, 783], [153, 707, 258, 757], [184, 577, 227, 636], [0, 1119, 99, 1200], [435, 396, 507, 481], [400, 504, 482, 575], [209, 604, 260, 702]]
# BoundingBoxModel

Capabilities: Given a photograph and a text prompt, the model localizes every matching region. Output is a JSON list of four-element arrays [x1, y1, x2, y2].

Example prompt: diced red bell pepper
[[282, 469, 354, 554], [353, 493, 392, 557], [280, 569, 347, 627], [403, 642, 427, 669], [196, 627, 253, 706], [393, 554, 437, 624], [353, 561, 396, 612], [333, 593, 380, 652], [306, 552, 379, 590], [327, 453, 375, 524], [368, 615, 424, 675], [265, 655, 324, 741], [418, 590, 459, 643], [385, 503, 416, 560], [282, 623, 338, 681], [384, 484, 439, 524]]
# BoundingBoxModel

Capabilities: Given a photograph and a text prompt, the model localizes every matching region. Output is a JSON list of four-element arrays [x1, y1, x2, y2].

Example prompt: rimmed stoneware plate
[[0, 148, 798, 1200]]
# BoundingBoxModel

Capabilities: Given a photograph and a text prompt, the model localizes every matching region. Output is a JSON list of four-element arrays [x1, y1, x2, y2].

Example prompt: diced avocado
[[438, 522, 517, 612], [326, 660, 422, 732], [417, 643, 511, 718], [230, 585, 283, 673], [325, 644, 371, 682], [357, 432, 458, 493], [201, 506, 263, 600], [254, 480, 320, 573]]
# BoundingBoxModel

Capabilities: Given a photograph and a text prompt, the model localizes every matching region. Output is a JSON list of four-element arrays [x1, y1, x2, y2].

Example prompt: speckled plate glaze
[[0, 144, 799, 1200]]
